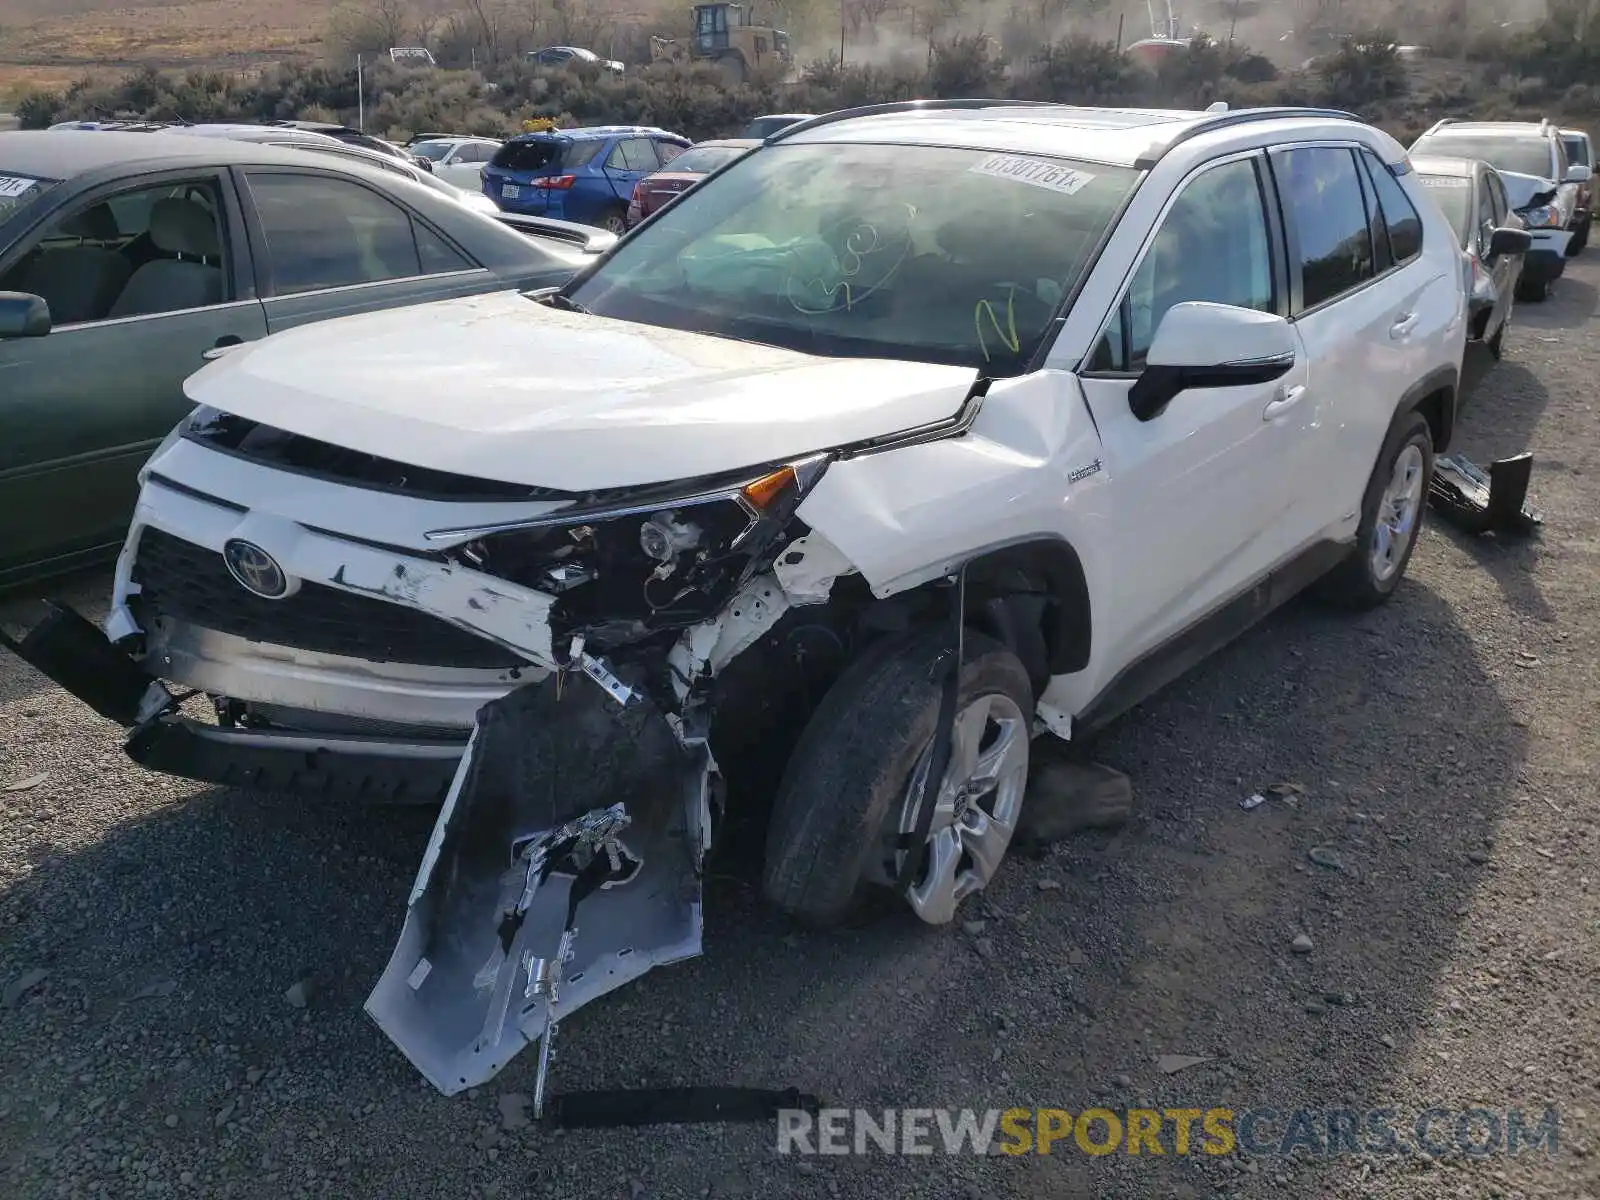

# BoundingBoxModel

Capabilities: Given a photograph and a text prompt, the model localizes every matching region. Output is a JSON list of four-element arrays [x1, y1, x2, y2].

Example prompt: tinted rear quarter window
[[1363, 152, 1423, 262], [1274, 146, 1374, 311]]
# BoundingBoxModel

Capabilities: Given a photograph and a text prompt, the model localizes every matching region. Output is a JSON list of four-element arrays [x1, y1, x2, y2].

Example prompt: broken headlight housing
[[431, 455, 829, 652]]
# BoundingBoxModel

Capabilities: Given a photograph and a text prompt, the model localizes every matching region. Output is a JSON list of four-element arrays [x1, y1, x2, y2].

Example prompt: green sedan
[[0, 130, 605, 591]]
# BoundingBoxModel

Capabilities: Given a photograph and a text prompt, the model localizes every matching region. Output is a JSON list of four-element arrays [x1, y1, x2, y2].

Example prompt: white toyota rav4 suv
[[8, 101, 1466, 1098]]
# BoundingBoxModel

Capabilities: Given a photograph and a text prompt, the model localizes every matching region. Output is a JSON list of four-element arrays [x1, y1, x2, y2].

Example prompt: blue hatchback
[[482, 126, 692, 233]]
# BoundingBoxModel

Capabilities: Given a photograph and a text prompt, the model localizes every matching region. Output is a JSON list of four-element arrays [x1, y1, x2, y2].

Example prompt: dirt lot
[[2, 262, 1597, 1199]]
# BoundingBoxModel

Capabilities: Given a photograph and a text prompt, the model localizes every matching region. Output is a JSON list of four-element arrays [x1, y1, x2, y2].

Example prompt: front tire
[[1316, 411, 1434, 609], [1516, 274, 1549, 302], [1567, 215, 1590, 256], [762, 630, 1034, 928]]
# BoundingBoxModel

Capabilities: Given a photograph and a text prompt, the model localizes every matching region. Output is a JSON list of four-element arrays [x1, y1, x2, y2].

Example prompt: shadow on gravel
[[0, 569, 1528, 1199]]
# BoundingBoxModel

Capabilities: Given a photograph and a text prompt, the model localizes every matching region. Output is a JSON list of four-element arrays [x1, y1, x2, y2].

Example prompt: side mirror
[[1566, 164, 1592, 184], [1129, 301, 1296, 421], [0, 291, 51, 339], [1488, 226, 1532, 257]]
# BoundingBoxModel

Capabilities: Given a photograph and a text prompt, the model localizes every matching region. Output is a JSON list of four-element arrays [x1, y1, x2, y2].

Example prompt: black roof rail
[[1132, 105, 1366, 168], [766, 98, 1056, 143]]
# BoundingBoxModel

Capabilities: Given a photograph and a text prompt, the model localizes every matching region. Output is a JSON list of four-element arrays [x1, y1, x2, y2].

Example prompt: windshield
[[569, 142, 1137, 373], [0, 173, 59, 224], [1416, 173, 1472, 247], [661, 144, 749, 175], [410, 140, 456, 162], [1414, 134, 1553, 180], [1564, 135, 1590, 167]]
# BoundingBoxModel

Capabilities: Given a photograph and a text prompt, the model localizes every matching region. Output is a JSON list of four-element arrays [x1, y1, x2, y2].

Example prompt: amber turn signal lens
[[739, 466, 798, 510]]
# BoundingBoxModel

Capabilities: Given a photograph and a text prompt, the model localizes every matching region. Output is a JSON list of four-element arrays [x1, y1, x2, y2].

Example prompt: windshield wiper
[[530, 287, 589, 314]]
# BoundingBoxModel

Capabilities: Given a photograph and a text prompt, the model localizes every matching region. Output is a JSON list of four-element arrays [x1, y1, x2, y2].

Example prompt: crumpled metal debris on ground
[[1429, 452, 1544, 536]]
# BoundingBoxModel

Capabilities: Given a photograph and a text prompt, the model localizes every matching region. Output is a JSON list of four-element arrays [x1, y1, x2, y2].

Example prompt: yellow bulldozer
[[649, 3, 793, 84]]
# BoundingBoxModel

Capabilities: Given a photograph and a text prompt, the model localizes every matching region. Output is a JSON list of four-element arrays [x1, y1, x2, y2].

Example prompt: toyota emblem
[[222, 539, 290, 599]]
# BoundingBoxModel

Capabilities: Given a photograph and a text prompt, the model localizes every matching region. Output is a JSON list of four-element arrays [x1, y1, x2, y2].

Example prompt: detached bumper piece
[[126, 719, 462, 804], [0, 601, 165, 725], [365, 663, 716, 1107], [1429, 452, 1544, 536]]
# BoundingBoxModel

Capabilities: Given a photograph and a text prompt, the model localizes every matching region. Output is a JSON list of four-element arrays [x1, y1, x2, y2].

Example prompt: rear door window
[[1273, 146, 1375, 312], [244, 172, 476, 294], [607, 139, 659, 172]]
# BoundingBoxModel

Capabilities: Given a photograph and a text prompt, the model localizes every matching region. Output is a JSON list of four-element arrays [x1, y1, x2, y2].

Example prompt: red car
[[626, 138, 759, 227]]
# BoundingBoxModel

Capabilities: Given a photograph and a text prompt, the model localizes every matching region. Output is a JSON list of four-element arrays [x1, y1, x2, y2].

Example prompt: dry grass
[[0, 0, 325, 101]]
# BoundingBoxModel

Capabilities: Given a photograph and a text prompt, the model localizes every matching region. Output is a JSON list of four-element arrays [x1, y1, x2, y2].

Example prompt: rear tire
[[598, 207, 628, 235], [1315, 411, 1434, 610], [762, 630, 1033, 928]]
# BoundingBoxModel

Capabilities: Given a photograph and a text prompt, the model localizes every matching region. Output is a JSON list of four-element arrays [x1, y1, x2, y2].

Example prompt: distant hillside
[[0, 0, 325, 97]]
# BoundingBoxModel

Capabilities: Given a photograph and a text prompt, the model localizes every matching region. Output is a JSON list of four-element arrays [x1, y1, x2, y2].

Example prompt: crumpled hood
[[185, 290, 978, 492], [1498, 170, 1558, 212]]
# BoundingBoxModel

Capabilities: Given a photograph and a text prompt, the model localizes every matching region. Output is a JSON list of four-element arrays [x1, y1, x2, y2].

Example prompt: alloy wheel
[[886, 693, 1030, 925], [1371, 443, 1426, 583]]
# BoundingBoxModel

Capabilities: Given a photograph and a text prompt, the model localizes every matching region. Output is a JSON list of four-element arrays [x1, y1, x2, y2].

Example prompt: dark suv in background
[[481, 125, 690, 232]]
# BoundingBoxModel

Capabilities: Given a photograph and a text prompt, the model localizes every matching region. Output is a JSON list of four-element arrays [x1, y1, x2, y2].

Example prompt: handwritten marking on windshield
[[784, 212, 913, 315], [974, 288, 1021, 362]]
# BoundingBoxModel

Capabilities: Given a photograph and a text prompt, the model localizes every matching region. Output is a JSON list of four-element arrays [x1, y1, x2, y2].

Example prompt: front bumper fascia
[[2, 600, 467, 803]]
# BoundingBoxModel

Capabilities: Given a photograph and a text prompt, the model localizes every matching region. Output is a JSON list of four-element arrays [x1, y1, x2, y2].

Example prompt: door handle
[[1262, 384, 1306, 420], [1390, 311, 1420, 338], [203, 336, 253, 361]]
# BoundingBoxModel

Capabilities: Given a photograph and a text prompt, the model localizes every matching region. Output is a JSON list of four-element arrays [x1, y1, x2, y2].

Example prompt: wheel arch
[[1396, 364, 1458, 455], [956, 537, 1093, 685]]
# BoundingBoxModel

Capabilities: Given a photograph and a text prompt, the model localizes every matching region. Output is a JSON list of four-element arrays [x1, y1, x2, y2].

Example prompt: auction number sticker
[[0, 175, 41, 198], [1418, 175, 1469, 188], [969, 154, 1096, 195]]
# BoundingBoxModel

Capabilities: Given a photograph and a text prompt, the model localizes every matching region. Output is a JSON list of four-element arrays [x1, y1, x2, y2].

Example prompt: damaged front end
[[366, 667, 716, 1107], [362, 453, 848, 1104]]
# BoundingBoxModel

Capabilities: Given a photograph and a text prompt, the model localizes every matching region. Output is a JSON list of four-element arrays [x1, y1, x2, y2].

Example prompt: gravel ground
[[2, 263, 1598, 1200]]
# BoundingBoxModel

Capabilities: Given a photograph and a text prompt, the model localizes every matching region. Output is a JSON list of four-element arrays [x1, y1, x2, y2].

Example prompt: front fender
[[797, 370, 1105, 600]]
